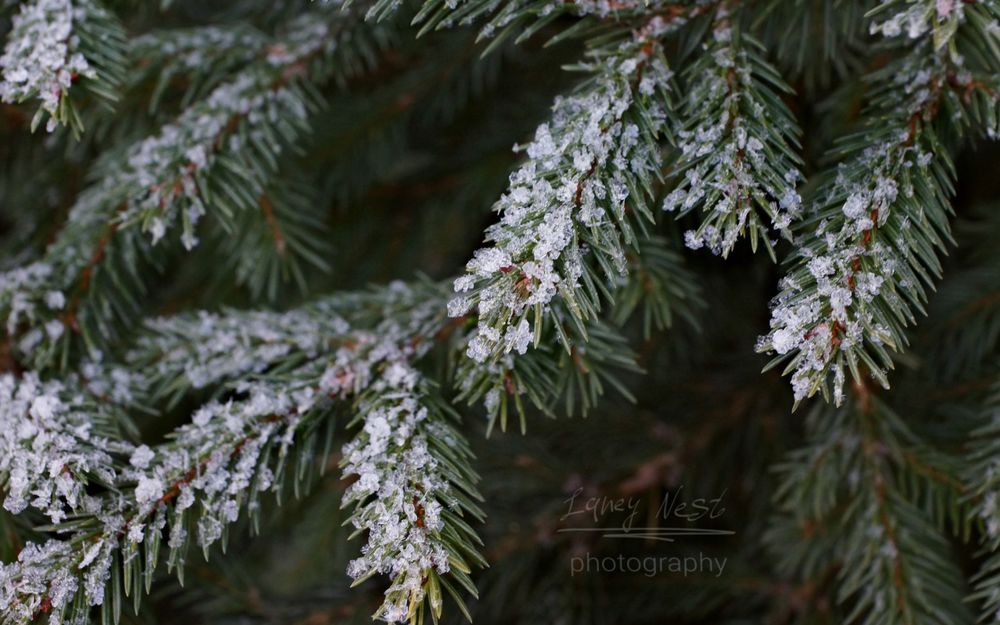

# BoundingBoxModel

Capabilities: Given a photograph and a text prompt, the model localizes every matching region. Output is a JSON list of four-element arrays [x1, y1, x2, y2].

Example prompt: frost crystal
[[0, 371, 133, 524], [450, 29, 674, 362], [758, 48, 955, 405], [116, 72, 310, 248], [341, 365, 455, 622], [129, 444, 155, 469], [663, 11, 802, 257], [0, 0, 96, 131]]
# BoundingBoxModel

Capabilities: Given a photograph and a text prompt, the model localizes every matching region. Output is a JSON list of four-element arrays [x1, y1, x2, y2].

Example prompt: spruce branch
[[342, 367, 484, 623], [771, 397, 972, 625], [0, 281, 485, 625], [448, 17, 676, 365], [0, 378, 325, 625], [0, 0, 126, 136], [3, 1, 1000, 623], [757, 0, 1000, 406], [126, 270, 686, 436], [663, 4, 804, 259], [0, 3, 390, 369], [450, 236, 702, 432], [127, 25, 270, 114], [383, 0, 713, 44], [127, 280, 448, 403]]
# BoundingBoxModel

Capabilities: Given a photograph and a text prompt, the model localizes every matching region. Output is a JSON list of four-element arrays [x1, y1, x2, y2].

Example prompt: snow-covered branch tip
[[0, 0, 126, 134], [758, 0, 1000, 406], [449, 18, 677, 364], [663, 6, 803, 259], [0, 366, 139, 526], [342, 364, 483, 623]]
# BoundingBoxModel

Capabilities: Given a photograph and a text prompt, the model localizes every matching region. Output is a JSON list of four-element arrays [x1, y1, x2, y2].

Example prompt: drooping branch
[[758, 0, 1000, 405]]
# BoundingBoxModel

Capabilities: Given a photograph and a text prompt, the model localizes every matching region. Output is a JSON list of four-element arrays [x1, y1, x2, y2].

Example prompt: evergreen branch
[[449, 236, 702, 433], [0, 378, 325, 625], [757, 0, 1000, 405], [127, 280, 449, 403], [378, 0, 711, 44], [664, 5, 804, 259], [128, 24, 270, 114], [965, 382, 1000, 621], [451, 233, 702, 431], [128, 271, 682, 436], [450, 232, 704, 431], [111, 70, 315, 249], [771, 397, 972, 625], [0, 0, 126, 136], [342, 367, 484, 623], [0, 4, 390, 369], [448, 18, 676, 365], [4, 0, 1000, 622], [0, 282, 483, 625]]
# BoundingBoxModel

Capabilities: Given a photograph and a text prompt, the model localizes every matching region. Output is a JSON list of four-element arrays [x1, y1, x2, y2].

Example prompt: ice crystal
[[663, 13, 802, 257], [341, 366, 454, 623], [0, 371, 133, 524], [870, 0, 965, 45], [0, 0, 96, 131], [450, 30, 673, 362], [758, 51, 951, 405]]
